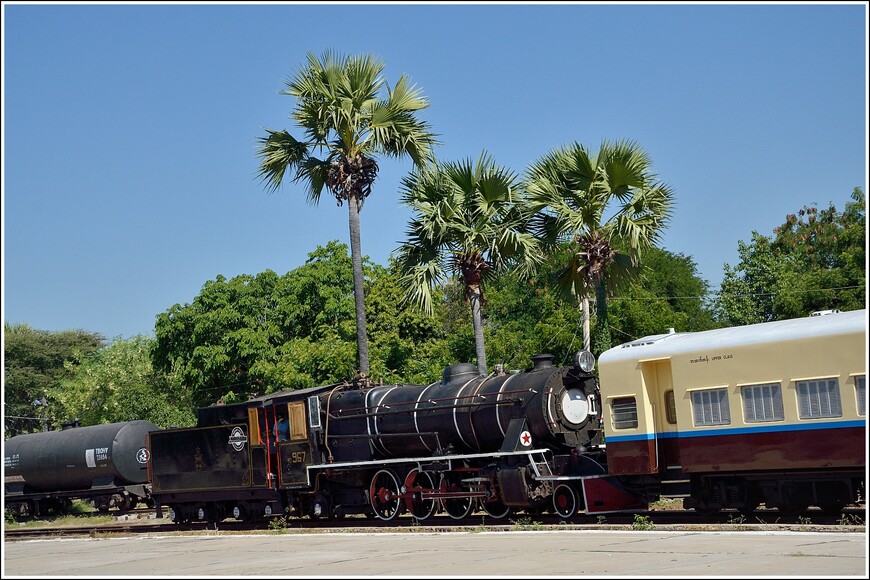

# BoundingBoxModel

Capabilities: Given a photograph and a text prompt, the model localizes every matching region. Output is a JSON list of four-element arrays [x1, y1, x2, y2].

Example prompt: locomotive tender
[[4, 420, 157, 517]]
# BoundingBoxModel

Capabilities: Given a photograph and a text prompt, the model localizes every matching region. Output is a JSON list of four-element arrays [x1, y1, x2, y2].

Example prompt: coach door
[[639, 357, 681, 476]]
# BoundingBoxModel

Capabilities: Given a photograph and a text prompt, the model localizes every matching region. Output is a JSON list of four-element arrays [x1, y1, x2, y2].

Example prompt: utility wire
[[607, 284, 864, 302]]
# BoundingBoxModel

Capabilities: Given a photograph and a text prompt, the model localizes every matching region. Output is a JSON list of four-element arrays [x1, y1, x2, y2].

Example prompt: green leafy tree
[[716, 233, 785, 325], [482, 249, 586, 370], [256, 242, 368, 390], [152, 242, 450, 405], [716, 187, 866, 325], [481, 246, 717, 368], [48, 336, 194, 428], [153, 269, 289, 407], [4, 324, 103, 437], [524, 139, 674, 354], [395, 152, 541, 375], [364, 259, 453, 384], [256, 50, 438, 381], [607, 247, 720, 341]]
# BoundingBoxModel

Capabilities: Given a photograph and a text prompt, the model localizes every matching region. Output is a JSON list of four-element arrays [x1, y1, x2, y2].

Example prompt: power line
[[607, 284, 864, 303]]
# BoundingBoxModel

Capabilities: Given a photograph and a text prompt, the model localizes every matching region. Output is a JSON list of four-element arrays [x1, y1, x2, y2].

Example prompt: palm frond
[[386, 74, 430, 112], [255, 129, 309, 193], [394, 248, 445, 315], [524, 139, 675, 301], [396, 153, 536, 311]]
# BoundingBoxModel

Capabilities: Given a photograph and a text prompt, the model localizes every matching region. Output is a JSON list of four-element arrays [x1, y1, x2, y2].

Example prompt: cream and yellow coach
[[597, 308, 866, 515]]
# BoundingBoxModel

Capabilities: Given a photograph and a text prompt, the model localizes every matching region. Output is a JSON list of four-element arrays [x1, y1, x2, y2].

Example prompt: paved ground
[[3, 529, 867, 577]]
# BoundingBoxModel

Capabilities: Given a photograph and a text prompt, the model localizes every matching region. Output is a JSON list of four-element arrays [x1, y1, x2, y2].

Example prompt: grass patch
[[510, 517, 544, 531], [648, 498, 683, 511], [631, 514, 655, 530]]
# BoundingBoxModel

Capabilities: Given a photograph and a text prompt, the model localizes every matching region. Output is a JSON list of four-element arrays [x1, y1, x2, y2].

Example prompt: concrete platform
[[3, 529, 867, 577]]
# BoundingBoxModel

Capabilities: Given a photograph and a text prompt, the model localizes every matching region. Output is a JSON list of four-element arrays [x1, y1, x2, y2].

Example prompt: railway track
[[5, 506, 865, 540]]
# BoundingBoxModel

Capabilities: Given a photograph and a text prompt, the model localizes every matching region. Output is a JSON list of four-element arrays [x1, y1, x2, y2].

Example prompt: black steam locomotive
[[147, 351, 642, 523]]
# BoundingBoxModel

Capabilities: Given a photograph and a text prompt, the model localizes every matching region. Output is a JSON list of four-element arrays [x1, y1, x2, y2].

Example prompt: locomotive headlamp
[[573, 350, 595, 373]]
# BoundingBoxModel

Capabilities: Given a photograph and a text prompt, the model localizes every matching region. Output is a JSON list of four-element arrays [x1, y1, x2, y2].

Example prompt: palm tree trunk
[[469, 286, 487, 375], [582, 295, 591, 351], [347, 194, 370, 377], [595, 280, 612, 353]]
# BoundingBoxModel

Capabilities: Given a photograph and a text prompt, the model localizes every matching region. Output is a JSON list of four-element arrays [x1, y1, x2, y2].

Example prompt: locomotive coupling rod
[[419, 489, 488, 500]]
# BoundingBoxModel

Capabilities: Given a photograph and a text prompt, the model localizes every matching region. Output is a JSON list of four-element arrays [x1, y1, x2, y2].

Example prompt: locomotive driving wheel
[[369, 469, 402, 521], [439, 473, 474, 520], [404, 468, 436, 521], [480, 496, 510, 519]]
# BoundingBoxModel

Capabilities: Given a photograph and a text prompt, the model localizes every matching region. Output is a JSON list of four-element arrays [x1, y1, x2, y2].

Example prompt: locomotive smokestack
[[530, 354, 555, 370]]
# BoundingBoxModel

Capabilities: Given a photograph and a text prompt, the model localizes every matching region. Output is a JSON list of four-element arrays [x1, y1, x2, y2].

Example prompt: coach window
[[855, 375, 865, 416], [611, 397, 638, 429], [741, 382, 784, 423], [690, 388, 730, 427], [664, 390, 677, 424], [796, 378, 842, 419]]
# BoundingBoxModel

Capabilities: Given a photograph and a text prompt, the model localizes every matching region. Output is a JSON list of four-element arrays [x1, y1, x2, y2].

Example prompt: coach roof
[[598, 308, 866, 364]]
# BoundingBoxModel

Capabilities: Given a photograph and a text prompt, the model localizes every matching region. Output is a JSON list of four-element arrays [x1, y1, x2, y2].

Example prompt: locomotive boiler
[[320, 353, 600, 462], [148, 350, 644, 524], [4, 420, 157, 517]]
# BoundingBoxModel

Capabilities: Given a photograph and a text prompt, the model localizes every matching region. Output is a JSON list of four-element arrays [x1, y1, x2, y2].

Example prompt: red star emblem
[[520, 431, 532, 446]]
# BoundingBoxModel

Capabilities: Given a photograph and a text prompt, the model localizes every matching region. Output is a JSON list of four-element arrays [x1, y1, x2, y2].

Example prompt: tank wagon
[[4, 420, 158, 517], [597, 308, 866, 515], [147, 351, 643, 524]]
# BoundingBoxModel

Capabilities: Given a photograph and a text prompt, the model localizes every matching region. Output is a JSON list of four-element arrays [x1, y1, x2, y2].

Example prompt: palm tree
[[395, 152, 541, 375], [257, 51, 437, 381], [524, 139, 674, 353]]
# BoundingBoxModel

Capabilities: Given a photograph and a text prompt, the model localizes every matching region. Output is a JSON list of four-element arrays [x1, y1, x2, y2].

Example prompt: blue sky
[[2, 2, 867, 342]]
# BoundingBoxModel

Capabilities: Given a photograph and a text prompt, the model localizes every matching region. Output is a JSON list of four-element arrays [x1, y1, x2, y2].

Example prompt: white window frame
[[610, 397, 638, 429], [796, 378, 842, 419], [691, 388, 731, 426], [741, 382, 784, 423]]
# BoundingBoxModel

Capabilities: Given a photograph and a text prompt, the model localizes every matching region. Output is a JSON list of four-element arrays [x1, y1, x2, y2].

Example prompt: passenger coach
[[597, 309, 866, 515]]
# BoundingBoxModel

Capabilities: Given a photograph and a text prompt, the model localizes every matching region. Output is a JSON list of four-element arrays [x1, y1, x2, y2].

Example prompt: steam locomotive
[[146, 351, 642, 523]]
